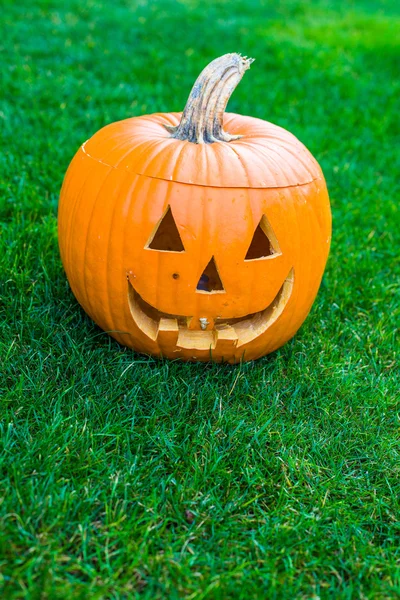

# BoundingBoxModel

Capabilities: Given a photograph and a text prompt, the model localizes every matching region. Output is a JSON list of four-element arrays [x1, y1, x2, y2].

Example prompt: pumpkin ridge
[[105, 168, 135, 337], [237, 138, 319, 186], [81, 167, 119, 320]]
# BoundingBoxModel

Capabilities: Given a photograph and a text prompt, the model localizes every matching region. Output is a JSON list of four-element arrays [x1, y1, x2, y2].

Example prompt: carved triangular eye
[[245, 215, 281, 260], [197, 256, 224, 292], [146, 206, 185, 252]]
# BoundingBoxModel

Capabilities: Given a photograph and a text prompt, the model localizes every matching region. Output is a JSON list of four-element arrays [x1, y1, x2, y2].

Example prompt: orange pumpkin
[[58, 53, 331, 363]]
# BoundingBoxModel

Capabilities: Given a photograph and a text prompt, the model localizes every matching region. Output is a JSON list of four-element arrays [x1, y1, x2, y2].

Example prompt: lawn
[[1, 0, 399, 597]]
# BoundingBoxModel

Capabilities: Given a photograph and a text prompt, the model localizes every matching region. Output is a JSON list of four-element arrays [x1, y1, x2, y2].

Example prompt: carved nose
[[196, 256, 224, 292]]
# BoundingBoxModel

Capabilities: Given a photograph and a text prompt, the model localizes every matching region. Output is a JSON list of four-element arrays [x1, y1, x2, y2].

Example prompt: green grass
[[1, 0, 399, 597]]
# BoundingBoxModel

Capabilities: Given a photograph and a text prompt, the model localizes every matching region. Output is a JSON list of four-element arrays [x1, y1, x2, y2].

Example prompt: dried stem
[[165, 53, 254, 144]]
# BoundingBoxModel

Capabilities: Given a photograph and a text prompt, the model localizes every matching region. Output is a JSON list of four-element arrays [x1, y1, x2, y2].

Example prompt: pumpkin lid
[[82, 112, 323, 189]]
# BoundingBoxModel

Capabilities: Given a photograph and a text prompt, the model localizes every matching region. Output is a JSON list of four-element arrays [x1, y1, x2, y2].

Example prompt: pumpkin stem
[[164, 53, 254, 144]]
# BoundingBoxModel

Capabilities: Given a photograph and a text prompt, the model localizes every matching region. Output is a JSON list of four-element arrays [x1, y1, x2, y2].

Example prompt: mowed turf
[[1, 0, 399, 597]]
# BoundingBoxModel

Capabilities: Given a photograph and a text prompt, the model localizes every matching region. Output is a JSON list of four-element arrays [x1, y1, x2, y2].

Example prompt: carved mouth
[[128, 269, 294, 351]]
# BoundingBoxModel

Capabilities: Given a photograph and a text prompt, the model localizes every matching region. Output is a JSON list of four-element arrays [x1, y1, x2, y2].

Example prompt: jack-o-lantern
[[58, 54, 331, 363]]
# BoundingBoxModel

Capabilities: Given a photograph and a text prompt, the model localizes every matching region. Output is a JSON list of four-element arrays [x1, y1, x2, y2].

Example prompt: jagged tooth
[[157, 318, 179, 346], [215, 325, 238, 351]]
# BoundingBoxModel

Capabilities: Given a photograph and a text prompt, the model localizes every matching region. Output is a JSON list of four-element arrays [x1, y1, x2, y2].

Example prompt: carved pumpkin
[[58, 53, 331, 363]]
